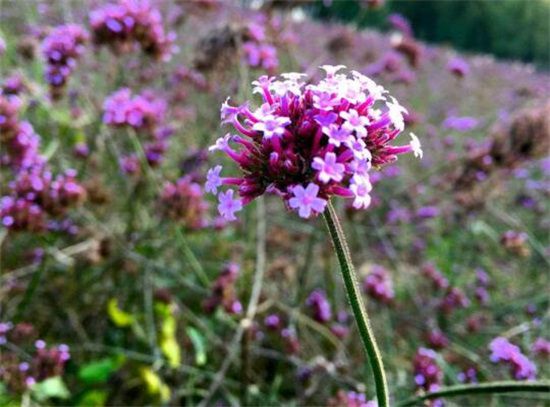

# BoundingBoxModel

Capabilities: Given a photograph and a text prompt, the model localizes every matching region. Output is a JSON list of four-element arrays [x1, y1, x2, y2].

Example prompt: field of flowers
[[1, 1, 549, 406]]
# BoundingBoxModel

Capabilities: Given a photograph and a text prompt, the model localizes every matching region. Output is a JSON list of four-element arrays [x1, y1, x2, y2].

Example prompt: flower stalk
[[396, 380, 550, 407], [323, 201, 389, 407]]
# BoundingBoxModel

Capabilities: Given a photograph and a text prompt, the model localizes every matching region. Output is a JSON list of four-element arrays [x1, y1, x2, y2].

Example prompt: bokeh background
[[1, 1, 549, 406]]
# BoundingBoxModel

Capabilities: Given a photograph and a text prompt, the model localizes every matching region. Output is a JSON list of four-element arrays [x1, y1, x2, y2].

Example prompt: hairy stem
[[323, 201, 389, 407], [396, 381, 550, 407]]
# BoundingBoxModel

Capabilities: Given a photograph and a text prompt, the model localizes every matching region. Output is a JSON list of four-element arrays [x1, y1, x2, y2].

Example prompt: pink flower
[[217, 189, 242, 221], [288, 183, 327, 218], [312, 152, 345, 183]]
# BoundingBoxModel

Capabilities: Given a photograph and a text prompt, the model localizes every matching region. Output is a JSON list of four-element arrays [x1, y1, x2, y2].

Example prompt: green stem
[[396, 381, 550, 407], [323, 201, 389, 407]]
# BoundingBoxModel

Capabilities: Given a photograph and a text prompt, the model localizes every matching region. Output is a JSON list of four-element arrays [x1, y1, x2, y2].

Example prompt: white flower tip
[[410, 133, 423, 159]]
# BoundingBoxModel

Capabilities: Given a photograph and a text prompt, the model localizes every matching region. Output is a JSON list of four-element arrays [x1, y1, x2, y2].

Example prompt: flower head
[[206, 66, 419, 220]]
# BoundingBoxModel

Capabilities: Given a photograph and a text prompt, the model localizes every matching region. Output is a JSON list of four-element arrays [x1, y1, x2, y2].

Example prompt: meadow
[[0, 1, 549, 406]]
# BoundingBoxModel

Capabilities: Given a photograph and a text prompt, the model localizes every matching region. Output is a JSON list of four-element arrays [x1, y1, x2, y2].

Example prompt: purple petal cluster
[[207, 66, 420, 220], [489, 337, 537, 380], [90, 0, 176, 61], [242, 22, 278, 72], [1, 95, 85, 232], [532, 338, 550, 357], [0, 334, 70, 392], [363, 264, 395, 304], [41, 24, 88, 99], [103, 88, 166, 132], [447, 57, 470, 78], [413, 347, 443, 393], [306, 289, 332, 323], [159, 176, 208, 230]]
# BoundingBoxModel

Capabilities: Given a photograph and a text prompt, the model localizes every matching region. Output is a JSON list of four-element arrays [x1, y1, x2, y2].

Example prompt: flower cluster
[[306, 289, 332, 323], [0, 327, 70, 394], [242, 22, 278, 72], [439, 286, 469, 314], [447, 57, 470, 78], [2, 168, 86, 232], [413, 348, 443, 394], [1, 95, 85, 232], [489, 337, 537, 380], [103, 88, 166, 132], [532, 338, 550, 357], [158, 176, 208, 230], [41, 24, 88, 99], [363, 264, 394, 304], [327, 390, 376, 407], [473, 268, 490, 305], [426, 329, 449, 350], [207, 66, 420, 220], [421, 263, 449, 291], [89, 0, 176, 61], [203, 263, 242, 315], [500, 230, 530, 257]]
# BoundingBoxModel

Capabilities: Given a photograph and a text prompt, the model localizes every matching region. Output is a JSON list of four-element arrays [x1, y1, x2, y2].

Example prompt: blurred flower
[[413, 348, 443, 393], [306, 289, 332, 323], [90, 0, 176, 61], [103, 88, 166, 132], [388, 13, 413, 37], [447, 57, 470, 78], [363, 264, 394, 304], [203, 263, 242, 315], [207, 66, 419, 220], [41, 24, 88, 99], [489, 337, 536, 380], [532, 338, 550, 357], [500, 230, 530, 257], [159, 176, 208, 230]]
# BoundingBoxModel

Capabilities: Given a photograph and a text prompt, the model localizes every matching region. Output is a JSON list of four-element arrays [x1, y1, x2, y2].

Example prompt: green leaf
[[107, 298, 135, 327], [31, 376, 70, 401], [78, 356, 124, 385], [186, 326, 207, 366], [77, 390, 108, 406]]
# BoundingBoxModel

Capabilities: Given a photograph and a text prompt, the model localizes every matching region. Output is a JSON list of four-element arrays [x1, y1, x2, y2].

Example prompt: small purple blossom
[[288, 183, 327, 219], [312, 152, 346, 183], [217, 189, 243, 221], [489, 337, 537, 380], [205, 165, 223, 194]]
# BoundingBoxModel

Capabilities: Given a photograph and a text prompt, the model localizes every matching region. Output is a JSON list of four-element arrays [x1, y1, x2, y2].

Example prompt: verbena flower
[[41, 24, 88, 99], [103, 88, 166, 132], [159, 176, 208, 230], [363, 264, 394, 304], [327, 390, 376, 407], [306, 289, 332, 323], [207, 66, 420, 220], [489, 337, 537, 380], [413, 348, 443, 393], [89, 0, 176, 61]]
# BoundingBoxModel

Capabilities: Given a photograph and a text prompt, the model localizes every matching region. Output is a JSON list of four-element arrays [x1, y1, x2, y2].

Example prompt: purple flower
[[205, 165, 223, 194], [306, 289, 332, 323], [206, 66, 418, 220], [447, 57, 470, 77], [217, 189, 243, 221], [489, 337, 537, 380], [288, 183, 327, 219], [312, 152, 345, 183]]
